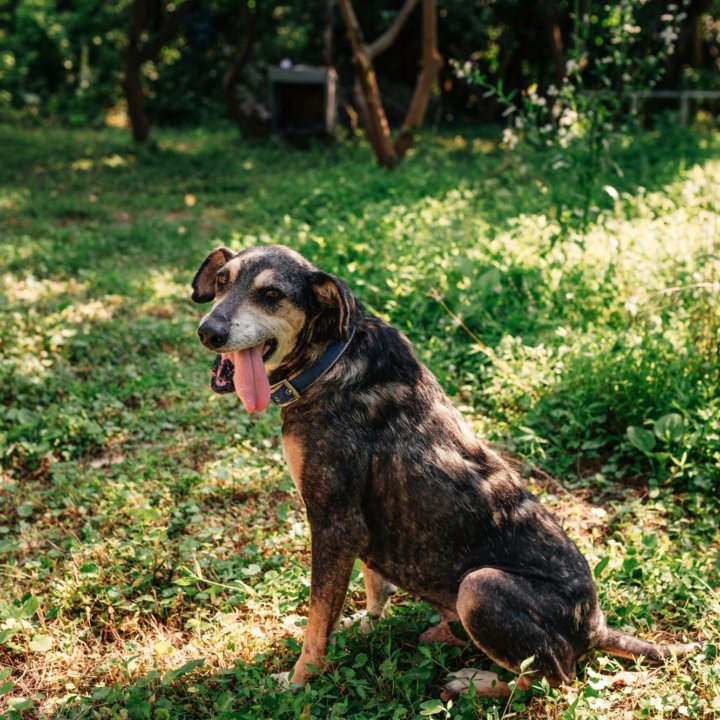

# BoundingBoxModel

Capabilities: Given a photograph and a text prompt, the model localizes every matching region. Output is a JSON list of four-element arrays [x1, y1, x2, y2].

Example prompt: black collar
[[269, 329, 356, 408]]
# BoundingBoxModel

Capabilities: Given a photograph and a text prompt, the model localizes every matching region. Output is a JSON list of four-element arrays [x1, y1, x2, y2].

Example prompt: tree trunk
[[222, 0, 259, 135], [124, 55, 151, 142], [537, 0, 564, 85], [123, 0, 200, 143], [125, 0, 151, 142], [323, 0, 335, 66], [394, 0, 442, 158], [336, 0, 397, 168], [349, 0, 418, 158]]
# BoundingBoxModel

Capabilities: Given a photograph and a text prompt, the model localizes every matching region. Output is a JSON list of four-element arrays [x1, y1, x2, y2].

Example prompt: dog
[[192, 244, 698, 696]]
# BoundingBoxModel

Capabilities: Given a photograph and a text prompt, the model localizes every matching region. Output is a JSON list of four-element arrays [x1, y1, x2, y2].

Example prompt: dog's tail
[[595, 627, 700, 662]]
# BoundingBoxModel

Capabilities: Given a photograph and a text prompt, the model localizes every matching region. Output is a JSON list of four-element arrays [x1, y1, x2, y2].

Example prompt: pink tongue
[[226, 344, 271, 413]]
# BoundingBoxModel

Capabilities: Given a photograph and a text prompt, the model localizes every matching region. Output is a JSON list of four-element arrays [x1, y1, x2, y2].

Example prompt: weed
[[0, 124, 718, 718]]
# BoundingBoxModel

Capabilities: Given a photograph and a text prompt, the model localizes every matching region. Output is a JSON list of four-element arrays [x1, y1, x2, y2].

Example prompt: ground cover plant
[[0, 123, 718, 718]]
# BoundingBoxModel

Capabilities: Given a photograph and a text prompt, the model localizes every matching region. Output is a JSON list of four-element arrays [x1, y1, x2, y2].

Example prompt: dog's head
[[192, 244, 356, 412]]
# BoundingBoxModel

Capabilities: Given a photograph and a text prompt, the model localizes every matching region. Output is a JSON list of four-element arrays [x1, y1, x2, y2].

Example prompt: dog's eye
[[260, 287, 283, 301], [216, 274, 228, 290]]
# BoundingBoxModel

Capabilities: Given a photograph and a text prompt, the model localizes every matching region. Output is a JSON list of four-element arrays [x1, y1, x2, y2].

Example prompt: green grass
[[0, 123, 718, 719]]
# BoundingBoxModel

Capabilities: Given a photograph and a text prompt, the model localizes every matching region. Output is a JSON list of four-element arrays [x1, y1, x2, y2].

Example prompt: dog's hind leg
[[450, 567, 580, 697], [420, 607, 466, 648]]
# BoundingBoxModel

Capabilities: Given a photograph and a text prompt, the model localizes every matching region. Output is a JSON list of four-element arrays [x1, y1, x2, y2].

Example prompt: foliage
[[1, 0, 718, 130], [456, 0, 696, 234], [0, 0, 326, 127], [0, 124, 718, 717], [0, 0, 130, 124]]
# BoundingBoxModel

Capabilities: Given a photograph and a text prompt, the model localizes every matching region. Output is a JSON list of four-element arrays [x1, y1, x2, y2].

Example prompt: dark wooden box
[[269, 65, 337, 137]]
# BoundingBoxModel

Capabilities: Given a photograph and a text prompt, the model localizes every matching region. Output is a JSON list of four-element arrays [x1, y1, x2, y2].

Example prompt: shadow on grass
[[41, 603, 505, 720], [0, 123, 717, 286]]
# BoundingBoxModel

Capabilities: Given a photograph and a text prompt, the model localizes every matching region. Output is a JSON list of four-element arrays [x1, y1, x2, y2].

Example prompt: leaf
[[593, 556, 610, 579], [603, 184, 619, 202], [8, 697, 33, 710], [126, 698, 151, 720], [29, 634, 53, 652], [0, 680, 14, 696], [476, 267, 502, 297], [418, 645, 433, 659], [0, 628, 15, 644], [519, 655, 536, 673], [162, 658, 204, 686], [173, 575, 194, 587], [20, 596, 39, 618], [91, 686, 112, 700], [17, 503, 34, 518], [419, 699, 446, 716], [627, 426, 656, 453], [214, 691, 234, 713], [654, 413, 684, 442], [153, 640, 175, 658]]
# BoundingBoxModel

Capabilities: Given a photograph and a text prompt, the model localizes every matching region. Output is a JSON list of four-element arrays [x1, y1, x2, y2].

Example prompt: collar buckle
[[268, 327, 356, 410], [270, 379, 301, 407]]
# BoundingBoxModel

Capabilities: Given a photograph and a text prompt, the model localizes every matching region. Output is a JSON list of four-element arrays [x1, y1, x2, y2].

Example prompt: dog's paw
[[343, 611, 376, 633], [441, 668, 510, 700], [270, 671, 290, 688], [269, 671, 302, 691]]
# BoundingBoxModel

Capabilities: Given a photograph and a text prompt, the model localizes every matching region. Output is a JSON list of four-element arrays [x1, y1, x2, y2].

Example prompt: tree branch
[[395, 0, 442, 157], [366, 0, 419, 60], [223, 0, 259, 132], [138, 0, 200, 63]]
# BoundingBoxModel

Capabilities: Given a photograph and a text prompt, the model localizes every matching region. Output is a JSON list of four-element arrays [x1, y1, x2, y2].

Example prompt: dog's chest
[[282, 433, 304, 496]]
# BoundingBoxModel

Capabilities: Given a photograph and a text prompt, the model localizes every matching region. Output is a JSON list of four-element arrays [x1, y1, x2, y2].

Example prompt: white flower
[[565, 59, 579, 74], [661, 26, 678, 44], [502, 127, 519, 150], [559, 108, 578, 127]]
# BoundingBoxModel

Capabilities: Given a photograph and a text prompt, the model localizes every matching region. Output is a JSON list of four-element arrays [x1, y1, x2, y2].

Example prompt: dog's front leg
[[290, 517, 366, 685]]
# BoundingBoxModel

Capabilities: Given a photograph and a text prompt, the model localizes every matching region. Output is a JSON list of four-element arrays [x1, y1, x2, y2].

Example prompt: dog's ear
[[191, 247, 235, 303], [310, 271, 356, 340]]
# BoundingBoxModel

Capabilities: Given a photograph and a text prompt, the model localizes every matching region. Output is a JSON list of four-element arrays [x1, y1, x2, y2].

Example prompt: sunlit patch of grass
[[1, 275, 88, 304], [0, 123, 718, 718], [0, 188, 29, 212]]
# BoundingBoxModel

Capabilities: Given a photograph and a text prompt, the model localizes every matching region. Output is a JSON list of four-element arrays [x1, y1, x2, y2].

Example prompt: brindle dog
[[192, 244, 697, 696]]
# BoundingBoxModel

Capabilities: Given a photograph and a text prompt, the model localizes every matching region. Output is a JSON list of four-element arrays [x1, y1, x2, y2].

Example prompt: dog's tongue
[[227, 344, 271, 413]]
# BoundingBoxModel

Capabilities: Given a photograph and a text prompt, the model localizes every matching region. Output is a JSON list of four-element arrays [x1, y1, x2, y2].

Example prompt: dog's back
[[285, 315, 597, 613]]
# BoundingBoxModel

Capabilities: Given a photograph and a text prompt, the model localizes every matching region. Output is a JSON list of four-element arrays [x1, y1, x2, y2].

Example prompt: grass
[[0, 122, 719, 719]]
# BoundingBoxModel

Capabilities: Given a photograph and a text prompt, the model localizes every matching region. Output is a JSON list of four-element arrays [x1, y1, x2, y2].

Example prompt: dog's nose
[[198, 320, 229, 350]]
